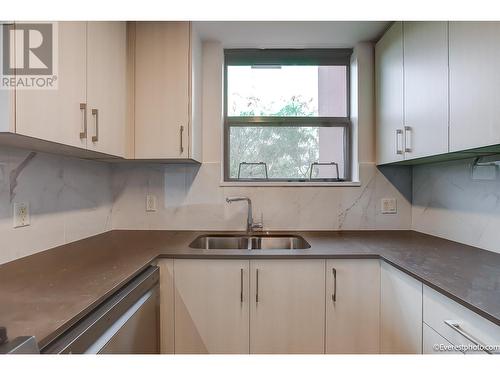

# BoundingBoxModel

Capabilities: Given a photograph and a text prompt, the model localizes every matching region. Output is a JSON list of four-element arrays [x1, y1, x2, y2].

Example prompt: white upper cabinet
[[376, 22, 404, 165], [16, 22, 88, 150], [86, 22, 127, 157], [133, 21, 202, 161], [376, 21, 449, 164], [377, 21, 500, 163], [0, 23, 14, 133], [403, 21, 449, 160], [10, 21, 127, 158], [449, 22, 500, 152]]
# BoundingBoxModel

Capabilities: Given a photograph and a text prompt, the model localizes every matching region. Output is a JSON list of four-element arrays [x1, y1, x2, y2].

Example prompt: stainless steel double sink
[[189, 234, 311, 250]]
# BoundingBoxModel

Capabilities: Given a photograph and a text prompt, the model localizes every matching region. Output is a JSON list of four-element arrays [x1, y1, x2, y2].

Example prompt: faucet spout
[[226, 196, 261, 233]]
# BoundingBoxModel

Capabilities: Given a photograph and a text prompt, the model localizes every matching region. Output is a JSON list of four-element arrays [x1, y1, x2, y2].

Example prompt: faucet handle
[[251, 213, 264, 231], [251, 223, 264, 231]]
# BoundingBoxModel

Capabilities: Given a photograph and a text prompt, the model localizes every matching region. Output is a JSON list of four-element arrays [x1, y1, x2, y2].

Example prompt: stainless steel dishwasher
[[41, 265, 160, 354]]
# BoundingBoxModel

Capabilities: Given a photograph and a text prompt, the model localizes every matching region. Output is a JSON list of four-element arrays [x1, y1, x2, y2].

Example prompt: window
[[224, 49, 352, 183]]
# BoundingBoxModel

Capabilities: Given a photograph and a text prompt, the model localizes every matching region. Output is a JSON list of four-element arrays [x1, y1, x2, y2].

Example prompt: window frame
[[223, 48, 353, 183]]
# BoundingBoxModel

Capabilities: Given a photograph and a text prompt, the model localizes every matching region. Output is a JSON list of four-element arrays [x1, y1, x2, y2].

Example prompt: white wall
[[111, 42, 412, 231], [412, 158, 500, 254], [0, 146, 113, 265]]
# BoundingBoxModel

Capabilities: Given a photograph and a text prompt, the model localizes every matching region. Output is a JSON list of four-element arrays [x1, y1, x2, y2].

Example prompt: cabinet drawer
[[423, 285, 500, 354], [423, 323, 462, 354]]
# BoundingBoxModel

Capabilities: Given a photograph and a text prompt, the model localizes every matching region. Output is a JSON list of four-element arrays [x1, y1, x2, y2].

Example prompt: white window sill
[[219, 181, 362, 187]]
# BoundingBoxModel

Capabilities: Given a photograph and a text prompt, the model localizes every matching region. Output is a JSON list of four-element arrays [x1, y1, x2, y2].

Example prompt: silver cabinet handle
[[256, 268, 259, 303], [240, 268, 244, 303], [179, 125, 184, 154], [79, 103, 87, 139], [332, 268, 337, 302], [444, 320, 493, 354], [404, 126, 412, 153], [91, 109, 99, 142], [395, 129, 403, 155]]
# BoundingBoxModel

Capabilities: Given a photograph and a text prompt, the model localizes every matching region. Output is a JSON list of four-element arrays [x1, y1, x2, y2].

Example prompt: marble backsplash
[[412, 158, 500, 254], [110, 161, 412, 232], [0, 148, 412, 265], [0, 146, 113, 265], [3, 146, 500, 265]]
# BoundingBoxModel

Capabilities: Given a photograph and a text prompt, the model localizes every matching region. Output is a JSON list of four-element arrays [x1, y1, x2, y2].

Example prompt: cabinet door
[[403, 22, 449, 160], [375, 22, 404, 165], [134, 22, 190, 159], [423, 284, 500, 354], [158, 259, 174, 354], [449, 22, 500, 151], [174, 259, 249, 354], [86, 21, 126, 157], [381, 262, 423, 354], [325, 259, 380, 354], [16, 22, 87, 149], [0, 23, 14, 133], [249, 259, 325, 354]]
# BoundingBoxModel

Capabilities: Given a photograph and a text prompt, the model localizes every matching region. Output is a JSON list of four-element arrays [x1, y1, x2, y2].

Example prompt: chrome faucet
[[226, 196, 263, 233]]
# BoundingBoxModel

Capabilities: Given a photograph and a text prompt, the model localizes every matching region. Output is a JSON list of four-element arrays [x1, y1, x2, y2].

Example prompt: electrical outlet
[[146, 195, 157, 212], [381, 198, 397, 214], [13, 202, 30, 228]]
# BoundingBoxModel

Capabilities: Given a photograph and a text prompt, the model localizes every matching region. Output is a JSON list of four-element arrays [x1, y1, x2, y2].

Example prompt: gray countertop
[[0, 230, 499, 349]]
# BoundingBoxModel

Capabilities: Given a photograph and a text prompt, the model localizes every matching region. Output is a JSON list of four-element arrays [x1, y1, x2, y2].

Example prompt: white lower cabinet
[[158, 259, 174, 354], [381, 262, 423, 354], [173, 259, 250, 354], [325, 259, 380, 354], [423, 285, 500, 354], [423, 323, 462, 354], [249, 259, 326, 354], [158, 258, 464, 355]]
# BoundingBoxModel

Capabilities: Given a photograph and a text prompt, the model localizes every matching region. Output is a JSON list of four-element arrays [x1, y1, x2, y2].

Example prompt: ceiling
[[194, 21, 391, 48]]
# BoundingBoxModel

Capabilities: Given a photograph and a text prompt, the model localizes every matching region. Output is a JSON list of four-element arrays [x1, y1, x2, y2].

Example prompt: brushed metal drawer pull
[[395, 129, 403, 155], [404, 126, 412, 153], [444, 320, 493, 354], [79, 103, 87, 139], [332, 267, 337, 302], [240, 268, 244, 303], [91, 108, 99, 142], [256, 268, 259, 303], [179, 125, 184, 154]]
